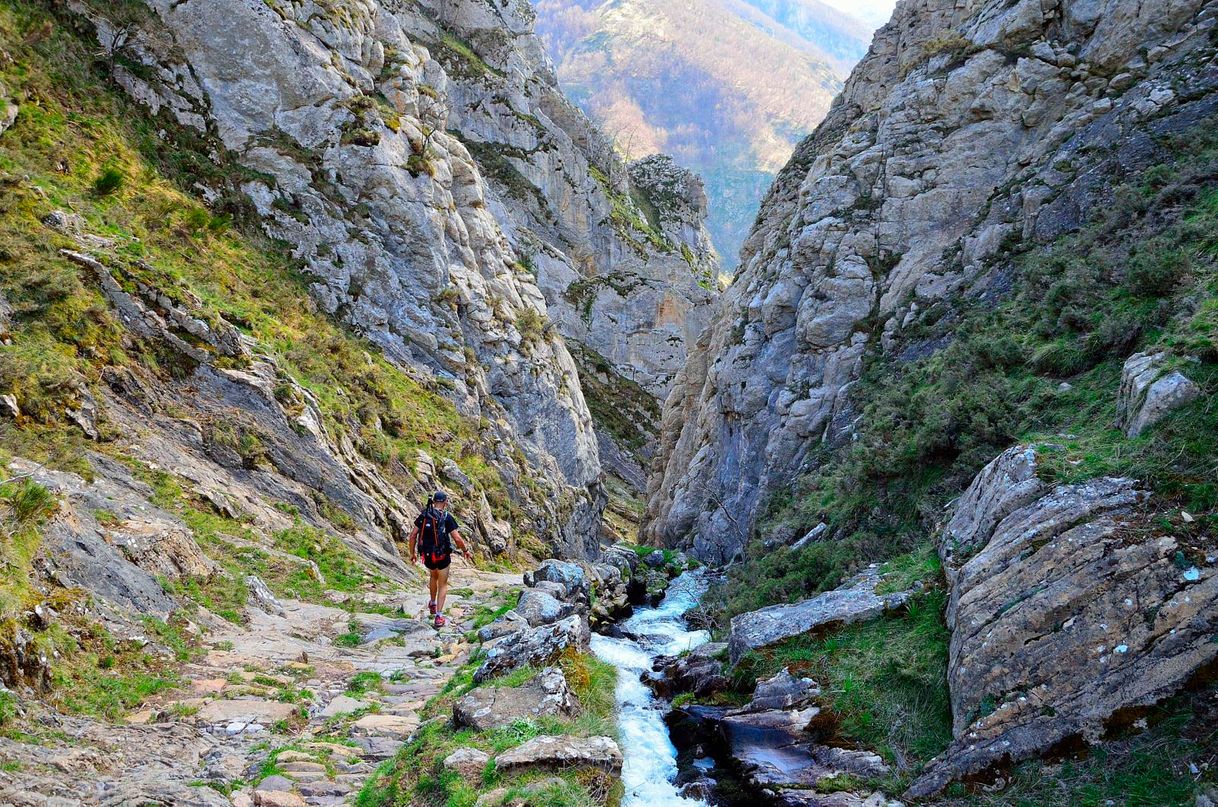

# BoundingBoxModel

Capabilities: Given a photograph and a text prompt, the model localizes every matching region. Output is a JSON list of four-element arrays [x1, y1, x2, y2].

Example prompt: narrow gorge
[[0, 0, 1216, 805]]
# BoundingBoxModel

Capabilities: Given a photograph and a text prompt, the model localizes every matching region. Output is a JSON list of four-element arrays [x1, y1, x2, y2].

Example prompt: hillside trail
[[0, 559, 523, 807]]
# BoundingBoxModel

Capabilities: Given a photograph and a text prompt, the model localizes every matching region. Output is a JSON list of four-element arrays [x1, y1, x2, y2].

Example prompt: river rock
[[474, 615, 590, 683], [515, 589, 576, 627], [493, 735, 622, 774], [645, 642, 728, 698], [908, 445, 1218, 797], [643, 549, 667, 568], [1117, 351, 1201, 437], [736, 668, 820, 713], [454, 667, 580, 730], [528, 560, 590, 603], [728, 566, 916, 664]]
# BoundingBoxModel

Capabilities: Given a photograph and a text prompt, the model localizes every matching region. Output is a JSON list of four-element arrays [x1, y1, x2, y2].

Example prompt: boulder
[[1117, 352, 1201, 437], [245, 575, 284, 617], [454, 667, 580, 730], [478, 610, 528, 642], [529, 560, 589, 603], [645, 642, 728, 699], [443, 747, 490, 779], [735, 668, 820, 713], [515, 589, 576, 627], [643, 549, 666, 568], [319, 695, 368, 718], [727, 566, 916, 664], [908, 446, 1218, 797], [474, 615, 590, 683], [493, 735, 622, 774]]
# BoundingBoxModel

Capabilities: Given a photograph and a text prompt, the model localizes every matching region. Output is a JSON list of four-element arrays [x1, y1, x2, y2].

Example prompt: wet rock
[[455, 667, 579, 730], [474, 615, 590, 683], [908, 445, 1218, 797], [494, 735, 622, 774], [728, 566, 916, 664], [1117, 352, 1201, 437], [443, 747, 490, 779], [645, 642, 728, 698], [736, 668, 820, 713], [515, 589, 576, 627]]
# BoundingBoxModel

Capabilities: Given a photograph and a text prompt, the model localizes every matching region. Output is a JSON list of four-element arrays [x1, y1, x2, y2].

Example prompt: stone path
[[0, 561, 521, 807]]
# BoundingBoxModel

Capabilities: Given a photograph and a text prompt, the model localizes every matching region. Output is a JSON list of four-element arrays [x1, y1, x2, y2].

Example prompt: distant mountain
[[534, 0, 875, 267]]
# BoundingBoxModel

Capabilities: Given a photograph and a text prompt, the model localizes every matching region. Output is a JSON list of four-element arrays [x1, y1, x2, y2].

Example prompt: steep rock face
[[645, 0, 1218, 562], [408, 0, 719, 403], [68, 0, 715, 550], [910, 445, 1218, 796]]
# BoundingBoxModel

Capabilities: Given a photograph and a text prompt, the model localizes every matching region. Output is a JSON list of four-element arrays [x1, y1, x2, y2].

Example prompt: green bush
[[92, 166, 125, 196]]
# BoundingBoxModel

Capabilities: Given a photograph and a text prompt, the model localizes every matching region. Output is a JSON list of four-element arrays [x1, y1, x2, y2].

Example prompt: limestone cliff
[[66, 0, 715, 558], [645, 0, 1218, 562]]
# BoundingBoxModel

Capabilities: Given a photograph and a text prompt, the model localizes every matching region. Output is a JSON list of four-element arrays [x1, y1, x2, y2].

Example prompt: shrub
[[92, 166, 125, 196]]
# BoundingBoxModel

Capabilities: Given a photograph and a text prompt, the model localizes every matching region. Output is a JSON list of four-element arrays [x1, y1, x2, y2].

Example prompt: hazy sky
[[818, 0, 899, 28]]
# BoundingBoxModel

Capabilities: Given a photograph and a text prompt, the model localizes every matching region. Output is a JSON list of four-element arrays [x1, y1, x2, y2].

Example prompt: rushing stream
[[590, 570, 711, 806]]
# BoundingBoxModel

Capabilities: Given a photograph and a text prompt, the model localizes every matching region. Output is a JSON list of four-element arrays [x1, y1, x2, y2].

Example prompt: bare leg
[[435, 567, 451, 615], [429, 570, 439, 606]]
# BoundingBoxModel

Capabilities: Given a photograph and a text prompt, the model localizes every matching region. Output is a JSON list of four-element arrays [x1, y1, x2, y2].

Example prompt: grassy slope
[[356, 648, 620, 807], [0, 0, 536, 722]]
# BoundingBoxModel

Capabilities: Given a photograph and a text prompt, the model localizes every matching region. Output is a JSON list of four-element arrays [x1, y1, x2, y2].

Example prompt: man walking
[[408, 490, 470, 627]]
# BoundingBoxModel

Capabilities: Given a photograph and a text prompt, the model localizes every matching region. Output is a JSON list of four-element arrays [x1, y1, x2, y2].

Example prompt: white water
[[590, 570, 711, 807]]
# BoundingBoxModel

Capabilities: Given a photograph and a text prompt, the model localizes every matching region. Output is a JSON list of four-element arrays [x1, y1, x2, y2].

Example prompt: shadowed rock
[[1117, 351, 1201, 437]]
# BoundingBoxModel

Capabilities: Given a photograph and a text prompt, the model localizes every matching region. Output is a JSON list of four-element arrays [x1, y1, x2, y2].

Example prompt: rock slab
[[909, 445, 1218, 797], [727, 566, 915, 664], [454, 667, 580, 731], [494, 735, 622, 774]]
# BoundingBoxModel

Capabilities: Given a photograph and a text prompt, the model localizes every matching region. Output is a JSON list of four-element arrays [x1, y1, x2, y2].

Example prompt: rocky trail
[[0, 562, 522, 807]]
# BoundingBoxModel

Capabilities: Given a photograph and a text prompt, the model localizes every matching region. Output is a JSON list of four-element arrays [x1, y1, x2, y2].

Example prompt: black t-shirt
[[415, 509, 459, 551]]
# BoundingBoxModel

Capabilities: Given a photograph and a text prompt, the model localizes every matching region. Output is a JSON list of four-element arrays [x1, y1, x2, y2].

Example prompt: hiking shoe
[[428, 600, 437, 615], [434, 614, 447, 628]]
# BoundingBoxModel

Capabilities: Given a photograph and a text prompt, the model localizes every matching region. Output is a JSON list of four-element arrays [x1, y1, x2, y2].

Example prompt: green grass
[[43, 618, 185, 720], [0, 477, 56, 621], [944, 687, 1217, 806], [732, 591, 952, 775], [334, 619, 363, 648], [356, 648, 618, 807], [346, 671, 386, 696]]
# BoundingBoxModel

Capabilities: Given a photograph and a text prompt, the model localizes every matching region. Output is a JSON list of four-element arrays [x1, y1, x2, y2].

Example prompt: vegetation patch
[[356, 647, 618, 807], [731, 591, 952, 777]]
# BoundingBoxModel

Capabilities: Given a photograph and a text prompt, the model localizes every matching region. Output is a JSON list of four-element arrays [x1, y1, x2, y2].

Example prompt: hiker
[[408, 490, 470, 628]]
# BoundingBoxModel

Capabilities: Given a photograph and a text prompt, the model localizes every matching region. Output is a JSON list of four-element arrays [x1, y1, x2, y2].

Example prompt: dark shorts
[[423, 552, 451, 571]]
